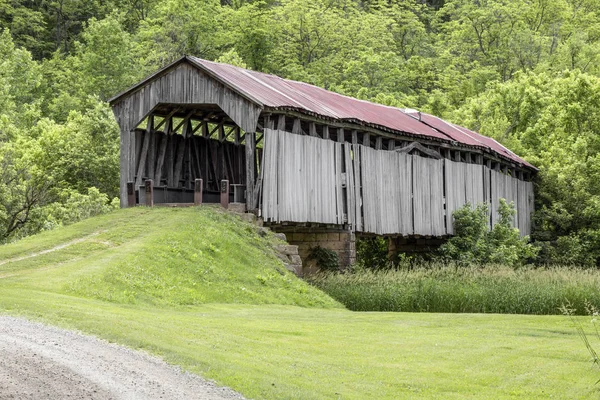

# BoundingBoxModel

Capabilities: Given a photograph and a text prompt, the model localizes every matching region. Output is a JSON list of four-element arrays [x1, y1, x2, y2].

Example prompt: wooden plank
[[154, 132, 168, 184], [430, 159, 445, 236], [399, 152, 412, 235], [135, 129, 151, 186], [292, 118, 302, 135], [335, 143, 344, 224], [277, 115, 286, 131], [246, 131, 256, 212], [344, 144, 356, 230], [354, 145, 363, 232], [363, 132, 370, 147], [337, 128, 344, 143], [173, 135, 186, 187]]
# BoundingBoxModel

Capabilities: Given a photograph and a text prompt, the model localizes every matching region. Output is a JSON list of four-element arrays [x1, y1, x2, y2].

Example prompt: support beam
[[337, 128, 344, 143], [277, 115, 286, 131], [144, 179, 154, 207], [246, 131, 256, 212], [323, 125, 330, 140], [194, 179, 203, 205], [396, 142, 443, 159], [362, 132, 370, 147], [127, 182, 136, 207], [309, 122, 317, 137], [351, 130, 358, 145], [154, 109, 177, 131], [135, 115, 154, 186], [292, 118, 302, 135], [173, 111, 194, 133], [234, 126, 241, 145], [375, 136, 382, 150], [221, 180, 230, 209]]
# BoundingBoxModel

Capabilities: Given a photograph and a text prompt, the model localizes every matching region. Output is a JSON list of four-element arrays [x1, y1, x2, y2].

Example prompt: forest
[[1, 0, 600, 266]]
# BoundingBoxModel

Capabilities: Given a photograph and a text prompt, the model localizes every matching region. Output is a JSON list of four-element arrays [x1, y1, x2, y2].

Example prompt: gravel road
[[0, 315, 245, 400]]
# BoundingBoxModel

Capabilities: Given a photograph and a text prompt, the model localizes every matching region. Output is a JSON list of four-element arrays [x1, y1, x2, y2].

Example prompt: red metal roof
[[189, 57, 534, 170]]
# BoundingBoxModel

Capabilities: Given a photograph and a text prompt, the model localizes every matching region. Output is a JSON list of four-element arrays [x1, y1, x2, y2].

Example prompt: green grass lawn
[[0, 207, 598, 399]]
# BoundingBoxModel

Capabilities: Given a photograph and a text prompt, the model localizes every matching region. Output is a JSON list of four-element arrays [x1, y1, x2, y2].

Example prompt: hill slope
[[0, 207, 339, 308]]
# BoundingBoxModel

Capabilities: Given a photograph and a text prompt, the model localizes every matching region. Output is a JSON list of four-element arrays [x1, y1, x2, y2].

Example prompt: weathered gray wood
[[173, 135, 186, 187], [309, 122, 317, 137], [353, 145, 363, 232], [262, 129, 340, 224], [344, 144, 356, 229], [277, 115, 286, 131], [397, 142, 442, 159], [323, 125, 329, 140], [154, 132, 168, 184], [246, 131, 256, 212], [135, 130, 151, 186], [362, 133, 370, 147], [337, 128, 344, 143], [292, 119, 302, 135]]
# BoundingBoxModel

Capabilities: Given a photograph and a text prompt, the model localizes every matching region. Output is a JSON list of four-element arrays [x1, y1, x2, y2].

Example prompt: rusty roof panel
[[186, 57, 533, 169]]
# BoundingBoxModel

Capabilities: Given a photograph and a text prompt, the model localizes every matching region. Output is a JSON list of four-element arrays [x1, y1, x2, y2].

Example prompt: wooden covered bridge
[[109, 56, 536, 272]]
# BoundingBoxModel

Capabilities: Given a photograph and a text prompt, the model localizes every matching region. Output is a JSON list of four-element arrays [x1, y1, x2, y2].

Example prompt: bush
[[439, 199, 538, 267], [15, 187, 118, 239], [355, 236, 389, 270], [307, 246, 339, 271]]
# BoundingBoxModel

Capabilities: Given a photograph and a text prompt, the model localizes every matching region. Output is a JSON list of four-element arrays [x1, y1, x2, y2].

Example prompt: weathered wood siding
[[445, 160, 485, 234], [262, 129, 344, 224], [413, 156, 446, 236], [262, 133, 534, 236], [359, 147, 413, 235], [112, 62, 262, 206]]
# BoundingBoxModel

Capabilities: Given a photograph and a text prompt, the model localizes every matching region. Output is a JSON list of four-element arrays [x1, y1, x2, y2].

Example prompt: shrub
[[439, 199, 538, 267], [356, 236, 389, 270], [307, 246, 339, 271]]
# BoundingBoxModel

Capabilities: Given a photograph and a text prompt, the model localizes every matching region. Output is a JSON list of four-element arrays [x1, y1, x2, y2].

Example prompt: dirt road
[[0, 315, 244, 400]]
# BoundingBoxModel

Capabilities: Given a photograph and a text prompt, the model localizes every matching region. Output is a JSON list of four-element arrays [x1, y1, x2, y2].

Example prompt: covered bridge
[[109, 56, 536, 272]]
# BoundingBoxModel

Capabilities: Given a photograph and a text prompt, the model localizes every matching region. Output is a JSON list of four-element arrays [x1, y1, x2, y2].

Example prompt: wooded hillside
[[1, 0, 599, 266]]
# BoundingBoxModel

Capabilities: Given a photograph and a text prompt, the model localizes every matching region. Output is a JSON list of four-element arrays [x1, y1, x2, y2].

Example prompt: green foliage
[[309, 265, 600, 315], [356, 236, 389, 270], [440, 200, 538, 266], [455, 71, 600, 266], [1, 0, 599, 258], [307, 245, 339, 272]]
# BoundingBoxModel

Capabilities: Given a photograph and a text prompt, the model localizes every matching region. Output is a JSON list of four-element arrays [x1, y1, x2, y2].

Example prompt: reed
[[308, 264, 600, 315]]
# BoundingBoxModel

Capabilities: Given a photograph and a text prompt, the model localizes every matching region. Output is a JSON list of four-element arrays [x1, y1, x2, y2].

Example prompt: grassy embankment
[[0, 207, 598, 399], [308, 267, 600, 314]]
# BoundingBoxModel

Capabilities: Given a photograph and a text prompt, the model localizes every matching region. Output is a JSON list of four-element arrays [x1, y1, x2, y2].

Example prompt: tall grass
[[308, 265, 600, 315]]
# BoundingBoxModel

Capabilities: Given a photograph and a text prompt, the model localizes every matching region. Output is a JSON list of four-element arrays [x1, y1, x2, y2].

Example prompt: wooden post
[[388, 139, 396, 150], [220, 179, 230, 209], [337, 128, 344, 143], [127, 181, 136, 207], [194, 179, 203, 205], [144, 179, 154, 207], [246, 131, 255, 212], [277, 115, 286, 131]]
